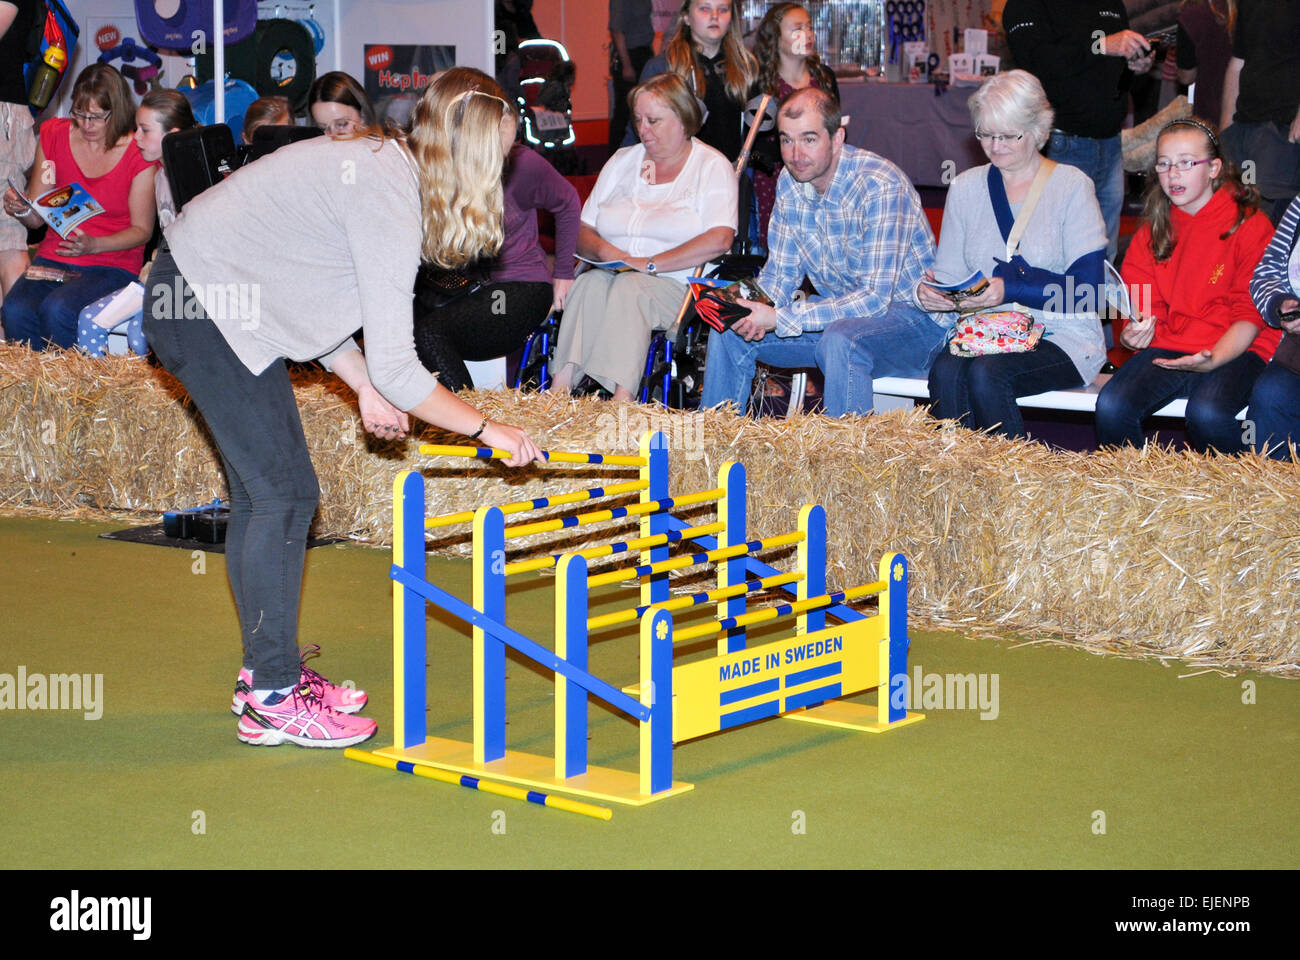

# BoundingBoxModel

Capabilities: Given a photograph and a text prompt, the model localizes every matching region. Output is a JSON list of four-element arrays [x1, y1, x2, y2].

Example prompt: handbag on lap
[[948, 158, 1055, 357]]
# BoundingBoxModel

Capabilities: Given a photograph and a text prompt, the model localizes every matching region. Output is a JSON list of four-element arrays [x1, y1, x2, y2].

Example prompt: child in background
[[240, 95, 293, 143], [76, 89, 197, 357], [1095, 118, 1278, 453], [1246, 195, 1300, 458]]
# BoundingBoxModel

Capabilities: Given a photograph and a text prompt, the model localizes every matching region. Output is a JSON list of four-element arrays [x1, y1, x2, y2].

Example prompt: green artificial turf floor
[[0, 516, 1295, 869]]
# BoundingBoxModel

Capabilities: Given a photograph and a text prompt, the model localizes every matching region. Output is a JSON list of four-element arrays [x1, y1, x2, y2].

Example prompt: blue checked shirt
[[759, 145, 936, 338]]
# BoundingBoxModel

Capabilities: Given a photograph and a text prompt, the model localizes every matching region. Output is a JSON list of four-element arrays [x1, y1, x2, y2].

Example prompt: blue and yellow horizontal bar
[[504, 521, 727, 576], [344, 748, 612, 821], [671, 580, 887, 644], [427, 479, 649, 529], [586, 531, 806, 588], [586, 571, 805, 631], [390, 563, 650, 722], [420, 443, 647, 467], [505, 487, 725, 539]]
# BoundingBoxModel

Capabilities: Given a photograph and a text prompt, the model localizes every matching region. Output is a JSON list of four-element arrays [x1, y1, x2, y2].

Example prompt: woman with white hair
[[916, 69, 1108, 439]]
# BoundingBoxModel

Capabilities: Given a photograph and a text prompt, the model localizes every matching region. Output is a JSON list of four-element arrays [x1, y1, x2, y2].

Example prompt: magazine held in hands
[[7, 176, 104, 238], [686, 276, 774, 332]]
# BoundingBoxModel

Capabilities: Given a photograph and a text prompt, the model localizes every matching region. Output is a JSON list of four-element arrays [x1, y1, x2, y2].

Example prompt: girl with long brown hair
[[633, 0, 758, 163], [749, 2, 839, 245], [1096, 118, 1277, 453]]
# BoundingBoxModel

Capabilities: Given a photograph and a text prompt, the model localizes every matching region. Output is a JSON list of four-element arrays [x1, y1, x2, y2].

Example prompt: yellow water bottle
[[28, 43, 68, 111]]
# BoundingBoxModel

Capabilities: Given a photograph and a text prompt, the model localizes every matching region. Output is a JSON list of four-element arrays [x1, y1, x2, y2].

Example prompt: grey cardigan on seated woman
[[924, 162, 1108, 386]]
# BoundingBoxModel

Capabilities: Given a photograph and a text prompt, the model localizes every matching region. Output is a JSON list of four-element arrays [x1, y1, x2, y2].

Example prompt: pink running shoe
[[231, 644, 368, 716], [236, 684, 377, 748]]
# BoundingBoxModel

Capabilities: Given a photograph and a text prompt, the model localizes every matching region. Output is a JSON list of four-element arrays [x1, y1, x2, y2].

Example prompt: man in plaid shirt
[[701, 87, 949, 416]]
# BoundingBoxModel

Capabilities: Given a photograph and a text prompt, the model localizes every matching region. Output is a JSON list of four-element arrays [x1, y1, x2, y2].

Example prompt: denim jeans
[[701, 300, 949, 416], [1247, 362, 1300, 460], [928, 338, 1082, 439], [1095, 347, 1263, 454], [2, 257, 138, 350], [1046, 131, 1124, 261], [143, 249, 318, 689]]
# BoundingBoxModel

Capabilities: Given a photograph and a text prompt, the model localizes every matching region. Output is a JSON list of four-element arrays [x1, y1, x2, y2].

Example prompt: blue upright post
[[716, 461, 748, 654], [881, 552, 909, 724], [640, 431, 670, 609], [798, 504, 826, 635], [640, 607, 674, 795], [393, 471, 427, 749], [473, 505, 507, 763], [554, 553, 589, 779]]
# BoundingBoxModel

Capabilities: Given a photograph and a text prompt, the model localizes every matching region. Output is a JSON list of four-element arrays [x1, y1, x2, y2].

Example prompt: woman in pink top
[[1, 64, 155, 349]]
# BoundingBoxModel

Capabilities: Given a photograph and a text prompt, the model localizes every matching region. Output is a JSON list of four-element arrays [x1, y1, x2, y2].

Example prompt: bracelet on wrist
[[468, 415, 488, 441]]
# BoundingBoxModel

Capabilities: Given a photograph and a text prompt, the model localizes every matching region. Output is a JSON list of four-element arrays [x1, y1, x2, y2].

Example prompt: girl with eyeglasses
[[307, 71, 377, 140], [144, 73, 542, 749], [1, 64, 155, 350], [1095, 118, 1278, 453]]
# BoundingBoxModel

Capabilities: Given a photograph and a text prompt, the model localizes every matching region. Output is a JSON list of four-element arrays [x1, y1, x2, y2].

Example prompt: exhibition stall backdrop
[[46, 0, 491, 120]]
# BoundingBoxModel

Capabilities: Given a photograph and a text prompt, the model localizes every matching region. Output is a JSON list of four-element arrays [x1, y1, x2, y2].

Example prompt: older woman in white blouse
[[549, 71, 736, 400]]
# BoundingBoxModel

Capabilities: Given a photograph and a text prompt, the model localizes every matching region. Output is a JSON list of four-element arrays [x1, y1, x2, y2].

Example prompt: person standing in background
[[1003, 0, 1156, 260], [0, 0, 38, 318], [1219, 0, 1300, 224], [1175, 0, 1234, 128], [609, 0, 655, 154]]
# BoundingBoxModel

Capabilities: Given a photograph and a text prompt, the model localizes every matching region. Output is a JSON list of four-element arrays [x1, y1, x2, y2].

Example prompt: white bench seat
[[870, 374, 1245, 420]]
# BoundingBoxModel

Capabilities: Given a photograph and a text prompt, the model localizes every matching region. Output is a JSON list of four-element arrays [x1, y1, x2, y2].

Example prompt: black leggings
[[412, 279, 553, 391]]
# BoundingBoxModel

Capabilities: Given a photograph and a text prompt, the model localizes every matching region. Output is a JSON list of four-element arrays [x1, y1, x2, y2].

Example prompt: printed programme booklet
[[575, 254, 637, 272], [7, 177, 105, 239], [926, 270, 989, 304]]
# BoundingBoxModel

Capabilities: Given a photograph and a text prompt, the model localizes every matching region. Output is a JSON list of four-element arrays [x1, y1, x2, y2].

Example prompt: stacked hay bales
[[1, 344, 1296, 676]]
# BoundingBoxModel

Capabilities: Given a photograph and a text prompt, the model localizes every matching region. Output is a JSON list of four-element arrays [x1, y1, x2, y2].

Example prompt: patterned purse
[[948, 158, 1056, 357], [948, 310, 1044, 356]]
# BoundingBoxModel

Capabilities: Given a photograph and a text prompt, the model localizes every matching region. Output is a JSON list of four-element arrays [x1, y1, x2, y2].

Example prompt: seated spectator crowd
[[2, 25, 1298, 462]]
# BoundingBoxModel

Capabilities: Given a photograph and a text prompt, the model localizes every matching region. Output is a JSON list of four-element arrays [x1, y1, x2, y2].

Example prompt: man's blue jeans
[[701, 300, 948, 416], [1046, 131, 1124, 260]]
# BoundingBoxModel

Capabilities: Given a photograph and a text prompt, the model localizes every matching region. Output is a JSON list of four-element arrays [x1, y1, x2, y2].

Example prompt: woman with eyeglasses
[[2, 64, 155, 350], [916, 70, 1108, 440], [307, 71, 376, 139], [1095, 118, 1277, 453], [143, 73, 542, 750]]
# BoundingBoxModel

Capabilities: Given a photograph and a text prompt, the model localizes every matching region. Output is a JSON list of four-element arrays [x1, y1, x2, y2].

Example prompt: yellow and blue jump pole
[[345, 748, 612, 821]]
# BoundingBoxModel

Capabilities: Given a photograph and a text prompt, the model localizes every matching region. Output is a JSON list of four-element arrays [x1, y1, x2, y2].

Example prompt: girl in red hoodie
[[1096, 118, 1278, 453]]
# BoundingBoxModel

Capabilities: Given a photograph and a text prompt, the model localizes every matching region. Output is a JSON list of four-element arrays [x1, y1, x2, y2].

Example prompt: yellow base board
[[373, 738, 694, 806], [783, 700, 925, 733], [621, 681, 925, 736]]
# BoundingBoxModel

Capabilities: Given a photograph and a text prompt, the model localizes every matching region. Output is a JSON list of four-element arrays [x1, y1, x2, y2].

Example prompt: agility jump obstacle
[[363, 431, 922, 807]]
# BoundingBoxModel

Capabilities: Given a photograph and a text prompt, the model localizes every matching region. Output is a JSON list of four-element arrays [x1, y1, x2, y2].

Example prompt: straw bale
[[1, 343, 1296, 676]]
